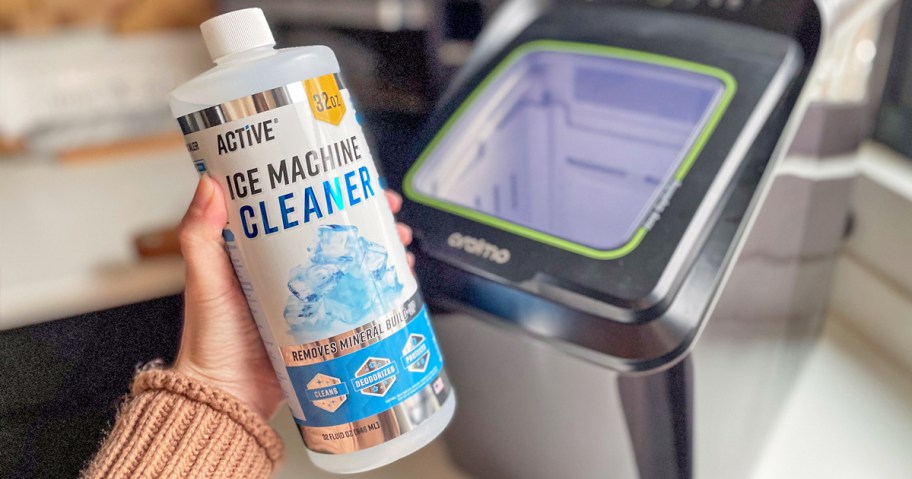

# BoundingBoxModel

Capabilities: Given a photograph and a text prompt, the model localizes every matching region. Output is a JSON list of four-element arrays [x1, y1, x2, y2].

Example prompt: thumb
[[179, 176, 238, 304]]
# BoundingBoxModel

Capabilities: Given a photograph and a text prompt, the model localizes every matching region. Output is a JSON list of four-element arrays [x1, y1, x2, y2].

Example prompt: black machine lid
[[401, 4, 813, 368]]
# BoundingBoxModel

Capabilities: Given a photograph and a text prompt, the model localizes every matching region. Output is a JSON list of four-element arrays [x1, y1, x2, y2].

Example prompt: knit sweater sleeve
[[82, 369, 284, 479]]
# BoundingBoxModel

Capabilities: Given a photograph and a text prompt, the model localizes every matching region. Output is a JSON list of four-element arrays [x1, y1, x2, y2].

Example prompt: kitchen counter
[[0, 150, 194, 328], [751, 316, 912, 479]]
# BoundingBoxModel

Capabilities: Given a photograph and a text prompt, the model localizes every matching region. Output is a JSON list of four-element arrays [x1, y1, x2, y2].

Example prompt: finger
[[385, 190, 403, 214], [179, 176, 237, 303], [396, 223, 413, 246], [407, 252, 415, 269]]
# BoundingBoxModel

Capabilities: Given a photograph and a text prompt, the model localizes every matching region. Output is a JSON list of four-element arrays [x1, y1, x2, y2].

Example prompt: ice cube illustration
[[326, 272, 382, 321], [288, 263, 341, 301], [359, 237, 388, 279], [312, 225, 363, 270], [287, 265, 311, 299], [286, 225, 408, 334], [380, 267, 403, 296], [324, 298, 355, 325], [284, 295, 325, 331]]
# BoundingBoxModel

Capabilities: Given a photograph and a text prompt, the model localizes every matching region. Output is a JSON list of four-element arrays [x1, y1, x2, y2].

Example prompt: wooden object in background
[[0, 136, 25, 156], [59, 132, 186, 164], [0, 0, 214, 34], [134, 225, 182, 258], [115, 0, 215, 33]]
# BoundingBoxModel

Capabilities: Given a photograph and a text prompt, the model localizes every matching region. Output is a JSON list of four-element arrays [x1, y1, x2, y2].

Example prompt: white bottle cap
[[200, 8, 276, 62]]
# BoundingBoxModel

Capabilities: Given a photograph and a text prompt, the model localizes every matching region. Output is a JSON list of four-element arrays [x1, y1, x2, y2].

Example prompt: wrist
[[172, 359, 277, 420]]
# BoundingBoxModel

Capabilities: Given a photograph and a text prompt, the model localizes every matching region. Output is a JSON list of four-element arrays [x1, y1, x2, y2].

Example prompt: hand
[[173, 175, 413, 419]]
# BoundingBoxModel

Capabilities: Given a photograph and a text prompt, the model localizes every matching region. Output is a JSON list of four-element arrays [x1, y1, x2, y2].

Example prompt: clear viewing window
[[409, 45, 730, 252]]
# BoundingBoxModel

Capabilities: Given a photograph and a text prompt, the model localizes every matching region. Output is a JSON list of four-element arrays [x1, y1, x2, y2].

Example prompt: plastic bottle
[[169, 8, 455, 474]]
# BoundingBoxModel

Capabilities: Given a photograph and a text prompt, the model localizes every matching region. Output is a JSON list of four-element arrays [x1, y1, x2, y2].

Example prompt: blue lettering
[[358, 166, 375, 199], [259, 201, 278, 235], [278, 193, 299, 229], [303, 186, 323, 222], [344, 171, 361, 205], [240, 205, 258, 239], [323, 177, 345, 214]]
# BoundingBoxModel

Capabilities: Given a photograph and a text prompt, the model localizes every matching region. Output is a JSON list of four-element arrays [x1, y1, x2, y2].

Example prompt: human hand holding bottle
[[172, 176, 414, 419]]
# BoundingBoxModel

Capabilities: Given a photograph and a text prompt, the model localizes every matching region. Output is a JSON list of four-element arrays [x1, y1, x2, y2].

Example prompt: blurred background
[[0, 1, 910, 478], [0, 0, 507, 326]]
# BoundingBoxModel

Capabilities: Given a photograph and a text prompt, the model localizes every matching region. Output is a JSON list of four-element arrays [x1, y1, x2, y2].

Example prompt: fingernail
[[397, 223, 413, 245], [190, 176, 215, 210], [386, 190, 403, 212]]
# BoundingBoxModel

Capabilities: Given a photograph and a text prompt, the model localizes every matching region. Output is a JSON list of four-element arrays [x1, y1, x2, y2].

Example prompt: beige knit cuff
[[83, 369, 284, 479], [132, 369, 285, 463]]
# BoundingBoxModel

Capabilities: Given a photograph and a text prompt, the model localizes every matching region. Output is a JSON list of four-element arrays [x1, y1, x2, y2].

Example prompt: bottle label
[[177, 74, 452, 454]]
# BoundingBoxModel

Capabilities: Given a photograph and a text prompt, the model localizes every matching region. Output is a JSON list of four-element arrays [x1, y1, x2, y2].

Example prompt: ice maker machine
[[400, 0, 899, 478]]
